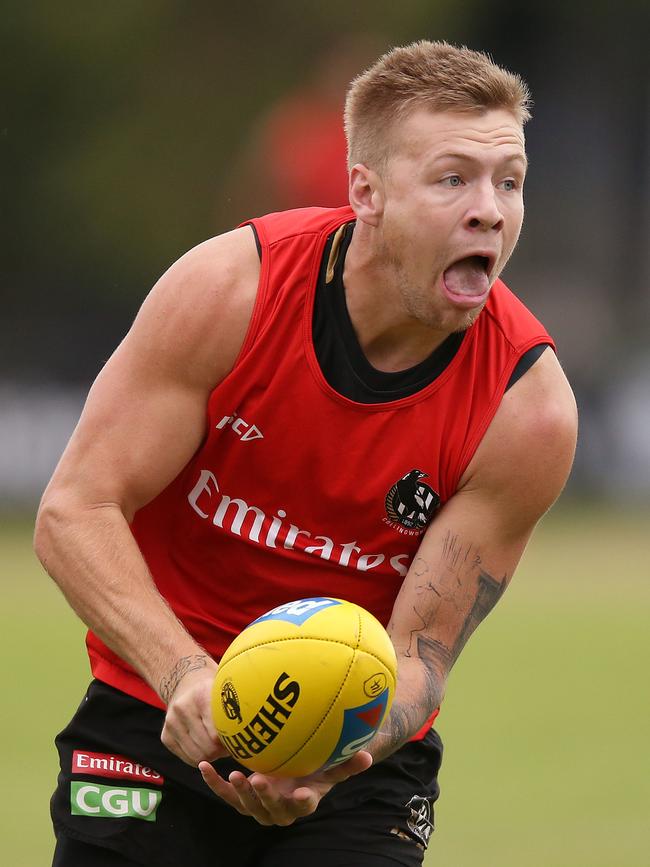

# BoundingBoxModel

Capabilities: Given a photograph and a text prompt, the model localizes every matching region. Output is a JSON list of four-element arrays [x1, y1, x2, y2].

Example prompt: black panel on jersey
[[312, 223, 465, 403], [248, 220, 547, 403], [506, 341, 550, 389], [248, 222, 262, 259]]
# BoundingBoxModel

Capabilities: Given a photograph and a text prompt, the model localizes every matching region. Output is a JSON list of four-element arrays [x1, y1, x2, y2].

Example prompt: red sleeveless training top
[[87, 206, 554, 710]]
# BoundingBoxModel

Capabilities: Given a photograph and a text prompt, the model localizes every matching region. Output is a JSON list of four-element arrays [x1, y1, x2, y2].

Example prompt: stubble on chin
[[377, 235, 486, 335], [398, 266, 485, 334], [404, 295, 481, 334], [451, 303, 485, 333]]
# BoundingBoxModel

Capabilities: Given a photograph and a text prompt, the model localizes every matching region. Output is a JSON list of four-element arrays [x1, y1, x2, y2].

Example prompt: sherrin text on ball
[[211, 597, 397, 777]]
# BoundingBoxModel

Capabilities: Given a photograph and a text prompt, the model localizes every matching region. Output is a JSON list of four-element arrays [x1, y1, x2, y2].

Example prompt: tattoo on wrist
[[160, 654, 208, 703]]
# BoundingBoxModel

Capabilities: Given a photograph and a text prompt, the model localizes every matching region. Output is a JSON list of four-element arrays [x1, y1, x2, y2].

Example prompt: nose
[[465, 183, 504, 232]]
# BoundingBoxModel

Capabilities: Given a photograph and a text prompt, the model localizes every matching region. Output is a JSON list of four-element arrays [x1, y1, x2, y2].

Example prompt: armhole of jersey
[[250, 222, 262, 260], [228, 221, 271, 370], [448, 337, 556, 493], [505, 342, 550, 390]]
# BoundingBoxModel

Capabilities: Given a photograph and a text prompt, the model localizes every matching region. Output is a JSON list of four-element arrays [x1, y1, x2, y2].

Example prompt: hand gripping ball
[[211, 597, 397, 777]]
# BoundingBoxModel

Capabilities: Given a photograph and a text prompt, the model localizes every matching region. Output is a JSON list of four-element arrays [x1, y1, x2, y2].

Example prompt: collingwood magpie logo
[[221, 681, 242, 724], [384, 470, 439, 534], [405, 795, 434, 846]]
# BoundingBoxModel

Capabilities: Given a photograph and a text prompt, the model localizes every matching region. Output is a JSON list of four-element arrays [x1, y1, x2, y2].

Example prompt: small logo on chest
[[384, 470, 440, 535], [216, 411, 264, 442]]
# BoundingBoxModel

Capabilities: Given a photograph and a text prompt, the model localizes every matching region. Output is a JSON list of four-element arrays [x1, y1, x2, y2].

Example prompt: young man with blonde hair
[[37, 40, 576, 867]]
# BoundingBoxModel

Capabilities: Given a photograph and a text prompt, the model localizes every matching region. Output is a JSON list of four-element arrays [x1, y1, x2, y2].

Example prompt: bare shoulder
[[38, 226, 261, 516], [459, 348, 578, 534], [126, 225, 261, 390]]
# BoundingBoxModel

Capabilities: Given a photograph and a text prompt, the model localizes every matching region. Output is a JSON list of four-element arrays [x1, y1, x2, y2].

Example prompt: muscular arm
[[34, 226, 260, 762], [372, 348, 578, 759]]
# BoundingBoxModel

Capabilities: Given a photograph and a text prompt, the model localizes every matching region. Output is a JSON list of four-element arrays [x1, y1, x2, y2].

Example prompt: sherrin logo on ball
[[211, 597, 397, 777]]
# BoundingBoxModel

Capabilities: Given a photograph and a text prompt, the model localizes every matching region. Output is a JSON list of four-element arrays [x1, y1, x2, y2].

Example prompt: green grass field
[[1, 503, 648, 866]]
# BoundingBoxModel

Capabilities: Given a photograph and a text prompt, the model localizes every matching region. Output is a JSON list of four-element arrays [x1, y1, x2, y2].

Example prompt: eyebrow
[[434, 151, 528, 169]]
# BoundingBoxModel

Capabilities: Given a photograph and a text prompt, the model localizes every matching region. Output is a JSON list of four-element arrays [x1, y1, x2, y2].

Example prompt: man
[[35, 40, 577, 866]]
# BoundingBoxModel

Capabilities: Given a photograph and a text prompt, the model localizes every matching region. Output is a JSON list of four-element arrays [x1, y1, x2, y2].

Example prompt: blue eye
[[499, 179, 517, 191], [443, 175, 463, 187]]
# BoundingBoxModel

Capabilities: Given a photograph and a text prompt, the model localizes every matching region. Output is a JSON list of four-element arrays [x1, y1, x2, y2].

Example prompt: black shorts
[[51, 681, 443, 867]]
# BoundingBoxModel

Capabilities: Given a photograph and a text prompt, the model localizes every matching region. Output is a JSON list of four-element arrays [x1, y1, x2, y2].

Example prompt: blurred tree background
[[2, 3, 649, 865], [2, 0, 649, 502]]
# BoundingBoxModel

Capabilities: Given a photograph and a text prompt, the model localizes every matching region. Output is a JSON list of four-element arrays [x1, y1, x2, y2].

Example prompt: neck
[[343, 222, 453, 372]]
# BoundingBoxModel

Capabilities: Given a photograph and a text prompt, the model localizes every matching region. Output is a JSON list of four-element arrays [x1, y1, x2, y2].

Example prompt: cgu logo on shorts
[[70, 781, 162, 822]]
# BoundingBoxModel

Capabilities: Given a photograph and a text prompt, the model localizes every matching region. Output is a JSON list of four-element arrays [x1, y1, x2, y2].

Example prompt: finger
[[186, 720, 225, 761], [162, 719, 212, 766], [199, 763, 262, 818], [163, 709, 225, 765], [180, 697, 221, 749], [200, 765, 275, 826], [198, 761, 231, 799], [161, 730, 200, 767], [167, 706, 222, 759], [228, 772, 277, 825], [283, 786, 319, 818], [247, 775, 315, 825], [198, 762, 241, 808], [199, 705, 219, 741], [322, 750, 373, 783]]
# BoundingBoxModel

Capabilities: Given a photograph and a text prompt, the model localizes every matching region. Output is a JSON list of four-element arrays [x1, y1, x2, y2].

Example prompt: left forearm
[[369, 539, 510, 763], [369, 654, 445, 762]]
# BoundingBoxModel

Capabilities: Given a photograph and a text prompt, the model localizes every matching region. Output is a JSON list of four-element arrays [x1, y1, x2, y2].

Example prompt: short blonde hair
[[344, 40, 532, 170]]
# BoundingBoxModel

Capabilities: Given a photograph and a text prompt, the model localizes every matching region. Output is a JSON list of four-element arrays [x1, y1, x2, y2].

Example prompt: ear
[[349, 163, 384, 227]]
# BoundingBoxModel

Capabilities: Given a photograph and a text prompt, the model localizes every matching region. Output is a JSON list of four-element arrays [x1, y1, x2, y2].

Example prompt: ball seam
[[267, 611, 364, 775]]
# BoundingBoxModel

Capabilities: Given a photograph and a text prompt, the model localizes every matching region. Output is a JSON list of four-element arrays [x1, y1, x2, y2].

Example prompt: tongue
[[443, 257, 489, 297]]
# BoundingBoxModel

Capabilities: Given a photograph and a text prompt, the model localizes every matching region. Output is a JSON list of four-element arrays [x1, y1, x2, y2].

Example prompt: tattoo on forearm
[[450, 569, 507, 664], [375, 633, 448, 759], [405, 606, 427, 658], [388, 703, 413, 744], [442, 531, 473, 573], [417, 633, 452, 673], [406, 536, 510, 677], [376, 699, 422, 759], [413, 557, 430, 578], [416, 634, 447, 711], [160, 654, 208, 703], [378, 534, 510, 757]]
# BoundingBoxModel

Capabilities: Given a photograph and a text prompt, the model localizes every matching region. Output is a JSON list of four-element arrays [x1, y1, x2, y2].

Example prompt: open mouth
[[462, 254, 493, 275], [442, 254, 493, 306]]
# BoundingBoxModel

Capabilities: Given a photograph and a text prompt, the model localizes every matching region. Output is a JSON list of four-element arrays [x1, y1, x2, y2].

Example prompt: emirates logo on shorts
[[221, 681, 242, 724], [384, 470, 439, 535]]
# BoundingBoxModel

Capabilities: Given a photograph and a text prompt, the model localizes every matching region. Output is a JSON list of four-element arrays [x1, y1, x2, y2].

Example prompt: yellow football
[[211, 597, 397, 777]]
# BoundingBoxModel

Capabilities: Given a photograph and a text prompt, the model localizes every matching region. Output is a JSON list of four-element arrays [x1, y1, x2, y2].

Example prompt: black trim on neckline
[[312, 223, 466, 404]]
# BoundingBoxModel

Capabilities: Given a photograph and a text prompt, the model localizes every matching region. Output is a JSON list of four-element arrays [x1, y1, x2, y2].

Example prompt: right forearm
[[34, 496, 206, 700]]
